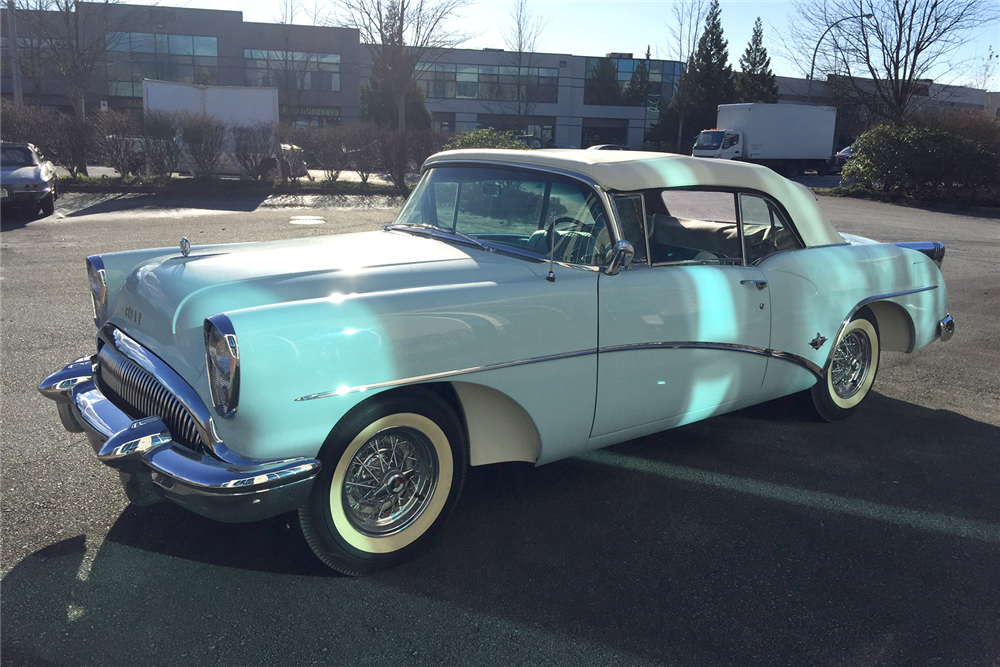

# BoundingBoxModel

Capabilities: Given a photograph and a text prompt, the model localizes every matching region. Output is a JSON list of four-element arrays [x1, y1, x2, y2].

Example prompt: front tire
[[811, 311, 880, 421], [299, 389, 467, 575]]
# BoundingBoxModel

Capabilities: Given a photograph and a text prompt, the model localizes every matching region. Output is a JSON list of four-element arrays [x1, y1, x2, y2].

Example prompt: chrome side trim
[[823, 285, 939, 375], [600, 341, 823, 378], [295, 348, 596, 401], [297, 340, 826, 402]]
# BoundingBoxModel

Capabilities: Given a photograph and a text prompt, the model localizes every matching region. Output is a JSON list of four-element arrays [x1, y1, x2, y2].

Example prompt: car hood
[[106, 229, 539, 383]]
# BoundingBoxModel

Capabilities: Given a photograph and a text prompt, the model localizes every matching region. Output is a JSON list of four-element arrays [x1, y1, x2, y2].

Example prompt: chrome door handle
[[740, 279, 768, 290]]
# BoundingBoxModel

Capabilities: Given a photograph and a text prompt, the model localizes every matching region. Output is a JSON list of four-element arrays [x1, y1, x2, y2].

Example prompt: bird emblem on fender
[[810, 333, 828, 350]]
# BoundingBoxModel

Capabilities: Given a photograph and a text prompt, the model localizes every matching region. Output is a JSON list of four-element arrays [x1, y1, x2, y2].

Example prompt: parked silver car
[[1, 142, 58, 216]]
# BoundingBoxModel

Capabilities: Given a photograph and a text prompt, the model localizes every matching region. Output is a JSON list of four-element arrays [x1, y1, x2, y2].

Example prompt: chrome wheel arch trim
[[296, 341, 825, 402], [821, 285, 938, 377]]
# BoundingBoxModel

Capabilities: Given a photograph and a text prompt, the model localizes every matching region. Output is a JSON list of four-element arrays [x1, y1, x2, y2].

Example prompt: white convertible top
[[423, 149, 843, 247]]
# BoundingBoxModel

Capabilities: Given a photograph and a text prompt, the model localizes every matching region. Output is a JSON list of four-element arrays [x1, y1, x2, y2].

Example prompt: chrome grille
[[97, 344, 207, 452]]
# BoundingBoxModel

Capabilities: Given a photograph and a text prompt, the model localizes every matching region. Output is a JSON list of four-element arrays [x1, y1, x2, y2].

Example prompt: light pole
[[807, 13, 874, 101]]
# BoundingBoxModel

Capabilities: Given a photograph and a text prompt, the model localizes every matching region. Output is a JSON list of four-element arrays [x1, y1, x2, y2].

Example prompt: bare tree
[[970, 46, 997, 91], [4, 0, 138, 174], [666, 0, 708, 64], [483, 0, 549, 133], [666, 0, 708, 151], [320, 0, 474, 133], [785, 0, 1000, 123]]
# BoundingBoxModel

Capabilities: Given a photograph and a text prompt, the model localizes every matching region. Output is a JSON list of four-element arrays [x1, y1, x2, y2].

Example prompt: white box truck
[[692, 103, 836, 176], [142, 80, 307, 179]]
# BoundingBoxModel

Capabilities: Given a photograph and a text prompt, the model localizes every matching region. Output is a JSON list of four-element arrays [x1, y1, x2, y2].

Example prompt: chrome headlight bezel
[[87, 255, 107, 328], [204, 314, 240, 419]]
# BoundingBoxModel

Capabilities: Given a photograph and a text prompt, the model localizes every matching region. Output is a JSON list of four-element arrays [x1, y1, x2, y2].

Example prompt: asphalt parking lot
[[1, 190, 998, 666]]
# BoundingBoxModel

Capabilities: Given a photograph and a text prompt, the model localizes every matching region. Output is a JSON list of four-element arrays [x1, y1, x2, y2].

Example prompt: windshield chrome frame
[[397, 160, 624, 270]]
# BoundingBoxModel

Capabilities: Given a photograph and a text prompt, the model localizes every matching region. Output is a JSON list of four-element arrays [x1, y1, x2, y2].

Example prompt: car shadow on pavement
[[1, 206, 47, 231], [60, 192, 272, 217], [2, 395, 999, 666]]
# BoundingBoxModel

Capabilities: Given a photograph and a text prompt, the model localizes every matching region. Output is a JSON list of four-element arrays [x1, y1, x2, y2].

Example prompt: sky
[[119, 0, 1000, 90]]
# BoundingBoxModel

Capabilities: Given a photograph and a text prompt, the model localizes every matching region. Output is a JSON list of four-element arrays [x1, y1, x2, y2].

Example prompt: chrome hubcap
[[831, 329, 872, 399], [342, 427, 438, 537]]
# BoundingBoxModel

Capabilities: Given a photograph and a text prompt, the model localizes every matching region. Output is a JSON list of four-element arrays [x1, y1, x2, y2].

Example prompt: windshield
[[0, 146, 35, 167], [392, 166, 612, 265], [694, 131, 725, 151]]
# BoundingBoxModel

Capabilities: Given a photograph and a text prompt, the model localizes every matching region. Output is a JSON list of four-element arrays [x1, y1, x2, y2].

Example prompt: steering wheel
[[553, 216, 593, 234], [549, 216, 596, 263]]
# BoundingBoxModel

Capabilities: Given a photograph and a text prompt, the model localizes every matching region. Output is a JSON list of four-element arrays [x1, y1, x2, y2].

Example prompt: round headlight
[[87, 256, 107, 327], [204, 314, 240, 419]]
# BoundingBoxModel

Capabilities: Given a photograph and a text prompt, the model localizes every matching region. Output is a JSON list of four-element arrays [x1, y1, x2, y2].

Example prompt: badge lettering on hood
[[125, 305, 142, 326]]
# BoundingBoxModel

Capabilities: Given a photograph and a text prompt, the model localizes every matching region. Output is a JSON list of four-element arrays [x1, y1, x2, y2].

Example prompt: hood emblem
[[810, 333, 828, 350], [180, 237, 191, 257]]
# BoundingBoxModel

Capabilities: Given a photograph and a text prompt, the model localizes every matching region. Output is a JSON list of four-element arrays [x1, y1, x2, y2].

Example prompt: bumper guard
[[39, 356, 320, 523]]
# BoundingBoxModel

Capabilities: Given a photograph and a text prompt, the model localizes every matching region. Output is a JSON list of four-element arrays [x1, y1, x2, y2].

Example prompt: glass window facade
[[584, 56, 684, 131], [244, 50, 341, 92], [106, 32, 219, 97], [417, 63, 559, 103]]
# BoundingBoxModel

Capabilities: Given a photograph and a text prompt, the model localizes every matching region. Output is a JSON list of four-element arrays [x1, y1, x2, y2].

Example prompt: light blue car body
[[41, 149, 951, 524]]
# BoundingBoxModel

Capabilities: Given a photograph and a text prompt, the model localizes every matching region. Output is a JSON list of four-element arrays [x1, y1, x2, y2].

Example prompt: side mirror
[[605, 240, 635, 276]]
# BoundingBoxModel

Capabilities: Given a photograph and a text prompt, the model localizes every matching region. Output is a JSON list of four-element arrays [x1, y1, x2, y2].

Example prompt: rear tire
[[39, 193, 55, 217], [299, 388, 468, 575], [811, 311, 880, 421]]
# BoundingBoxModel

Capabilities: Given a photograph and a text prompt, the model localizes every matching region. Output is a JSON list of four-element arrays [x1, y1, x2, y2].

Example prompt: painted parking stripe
[[580, 450, 1000, 544]]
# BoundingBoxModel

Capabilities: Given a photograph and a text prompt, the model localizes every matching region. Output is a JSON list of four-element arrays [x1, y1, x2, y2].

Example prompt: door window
[[738, 193, 800, 264], [646, 190, 742, 264]]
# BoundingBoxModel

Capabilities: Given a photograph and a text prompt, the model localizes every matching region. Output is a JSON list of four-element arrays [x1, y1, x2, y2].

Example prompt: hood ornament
[[810, 333, 828, 350], [180, 237, 191, 258]]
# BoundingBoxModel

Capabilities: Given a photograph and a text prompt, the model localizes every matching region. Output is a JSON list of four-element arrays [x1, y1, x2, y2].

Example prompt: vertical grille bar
[[96, 344, 207, 453]]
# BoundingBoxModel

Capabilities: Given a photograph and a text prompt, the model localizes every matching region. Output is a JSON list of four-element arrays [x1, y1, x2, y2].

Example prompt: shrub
[[844, 118, 1000, 205], [177, 112, 227, 176], [92, 110, 142, 176], [442, 128, 528, 150], [344, 122, 382, 185], [231, 122, 275, 180], [143, 111, 181, 177]]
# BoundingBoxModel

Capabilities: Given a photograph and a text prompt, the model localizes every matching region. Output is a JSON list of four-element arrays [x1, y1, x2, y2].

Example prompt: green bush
[[844, 119, 1000, 205], [442, 128, 529, 150]]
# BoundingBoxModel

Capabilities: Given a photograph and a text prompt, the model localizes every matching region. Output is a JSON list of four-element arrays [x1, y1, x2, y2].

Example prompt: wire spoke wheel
[[811, 311, 880, 421], [342, 428, 439, 537], [299, 390, 467, 575], [830, 328, 872, 400]]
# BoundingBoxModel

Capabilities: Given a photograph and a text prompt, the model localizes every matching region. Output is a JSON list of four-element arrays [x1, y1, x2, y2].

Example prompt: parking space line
[[580, 450, 1000, 543]]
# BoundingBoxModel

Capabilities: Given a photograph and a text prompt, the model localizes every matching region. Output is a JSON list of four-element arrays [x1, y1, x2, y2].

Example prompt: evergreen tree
[[672, 0, 735, 142], [736, 18, 779, 103], [584, 58, 622, 106], [624, 47, 651, 106]]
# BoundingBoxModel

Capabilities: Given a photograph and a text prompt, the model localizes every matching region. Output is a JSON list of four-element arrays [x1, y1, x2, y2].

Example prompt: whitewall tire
[[811, 311, 880, 421], [299, 388, 467, 575]]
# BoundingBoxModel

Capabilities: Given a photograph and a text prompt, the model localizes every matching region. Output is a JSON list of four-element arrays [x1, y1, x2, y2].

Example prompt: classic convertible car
[[40, 149, 954, 574]]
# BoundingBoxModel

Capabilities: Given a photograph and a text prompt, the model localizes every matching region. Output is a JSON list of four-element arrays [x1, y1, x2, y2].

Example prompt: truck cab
[[692, 129, 742, 160]]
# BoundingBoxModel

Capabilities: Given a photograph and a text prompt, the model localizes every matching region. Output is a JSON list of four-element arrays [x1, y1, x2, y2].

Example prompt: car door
[[591, 190, 772, 440]]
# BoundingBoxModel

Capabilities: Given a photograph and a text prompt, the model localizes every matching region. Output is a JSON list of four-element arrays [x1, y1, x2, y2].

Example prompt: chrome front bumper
[[39, 356, 320, 523]]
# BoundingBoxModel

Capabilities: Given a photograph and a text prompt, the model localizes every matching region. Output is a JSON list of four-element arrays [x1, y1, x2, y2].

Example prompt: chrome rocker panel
[[39, 355, 320, 524]]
